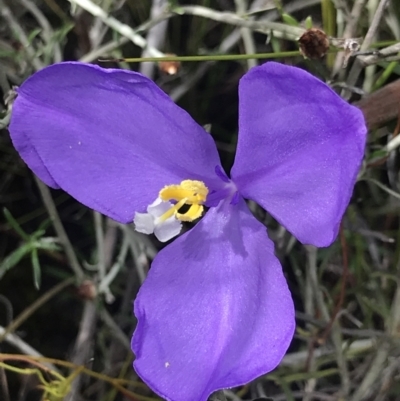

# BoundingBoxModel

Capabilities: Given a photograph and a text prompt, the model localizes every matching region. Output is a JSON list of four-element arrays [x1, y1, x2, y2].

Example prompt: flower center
[[158, 180, 209, 222]]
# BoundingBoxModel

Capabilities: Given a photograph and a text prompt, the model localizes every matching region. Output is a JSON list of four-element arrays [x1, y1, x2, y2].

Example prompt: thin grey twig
[[332, 0, 367, 75], [0, 277, 75, 343], [65, 300, 97, 401], [276, 391, 337, 401], [169, 23, 251, 102], [282, 339, 374, 368], [223, 389, 242, 401], [360, 41, 400, 67], [94, 212, 105, 280], [92, 211, 110, 300], [0, 64, 11, 94], [79, 2, 178, 64], [305, 246, 350, 397], [0, 366, 10, 401], [0, 326, 59, 372], [0, 295, 13, 326], [248, 0, 321, 17], [124, 228, 149, 284], [19, 0, 62, 63], [375, 353, 400, 401], [98, 233, 130, 301], [350, 214, 400, 400], [209, 390, 227, 401], [67, 0, 164, 57], [100, 309, 131, 351], [34, 178, 84, 281], [174, 5, 305, 39], [140, 0, 169, 78], [304, 246, 322, 401], [350, 341, 390, 401], [360, 0, 389, 52], [234, 0, 257, 69], [1, 0, 86, 284], [79, 37, 129, 62], [0, 0, 43, 71], [169, 0, 316, 103], [345, 0, 390, 92]]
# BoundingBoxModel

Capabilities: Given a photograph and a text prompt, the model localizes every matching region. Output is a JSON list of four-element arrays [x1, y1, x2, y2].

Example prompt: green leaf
[[53, 23, 75, 42], [367, 149, 388, 164], [273, 0, 283, 14], [0, 243, 33, 279], [35, 238, 60, 252], [3, 208, 29, 240], [27, 28, 42, 43], [282, 13, 299, 27], [172, 6, 184, 15], [31, 249, 41, 290], [305, 16, 313, 30], [0, 50, 16, 58], [270, 35, 282, 54]]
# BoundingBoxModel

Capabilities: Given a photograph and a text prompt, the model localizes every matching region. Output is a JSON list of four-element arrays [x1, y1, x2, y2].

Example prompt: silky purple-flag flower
[[8, 61, 366, 401]]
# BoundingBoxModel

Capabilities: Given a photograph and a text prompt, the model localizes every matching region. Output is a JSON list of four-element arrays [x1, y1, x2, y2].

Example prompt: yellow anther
[[158, 180, 208, 223], [160, 180, 208, 204], [177, 203, 204, 221]]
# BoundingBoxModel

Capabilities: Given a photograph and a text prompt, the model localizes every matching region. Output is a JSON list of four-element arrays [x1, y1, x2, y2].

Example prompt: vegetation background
[[1, 0, 400, 400]]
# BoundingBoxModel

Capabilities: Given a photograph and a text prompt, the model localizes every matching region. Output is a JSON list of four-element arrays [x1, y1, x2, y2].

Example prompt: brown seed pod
[[298, 28, 330, 59], [158, 54, 181, 75], [76, 280, 97, 300]]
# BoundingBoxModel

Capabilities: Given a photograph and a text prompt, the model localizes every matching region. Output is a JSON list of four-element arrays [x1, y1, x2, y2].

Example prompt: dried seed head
[[298, 28, 330, 59], [158, 54, 181, 75]]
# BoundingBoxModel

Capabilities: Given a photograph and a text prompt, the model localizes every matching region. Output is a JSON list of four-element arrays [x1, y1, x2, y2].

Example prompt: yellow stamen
[[177, 203, 204, 221], [158, 180, 208, 222]]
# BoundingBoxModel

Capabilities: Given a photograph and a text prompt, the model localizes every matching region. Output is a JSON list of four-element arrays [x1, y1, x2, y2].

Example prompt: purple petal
[[132, 198, 295, 401], [9, 62, 222, 223], [231, 62, 366, 246]]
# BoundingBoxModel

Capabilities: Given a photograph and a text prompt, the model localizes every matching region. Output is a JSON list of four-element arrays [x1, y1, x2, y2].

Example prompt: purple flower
[[9, 61, 366, 401]]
